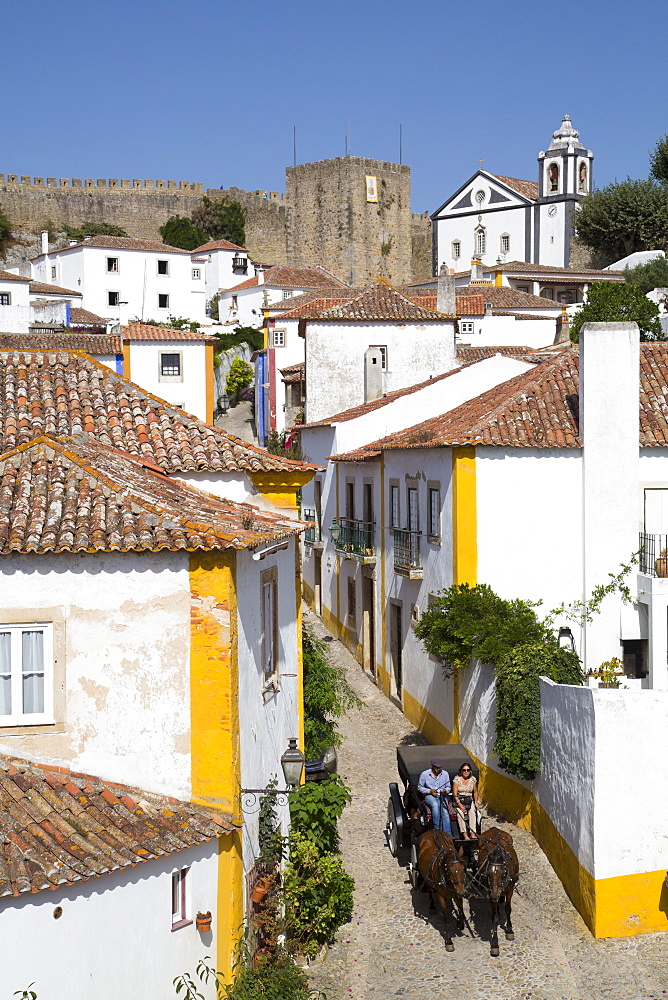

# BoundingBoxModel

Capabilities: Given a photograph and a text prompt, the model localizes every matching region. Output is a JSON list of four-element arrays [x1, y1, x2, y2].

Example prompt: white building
[[30, 235, 207, 327], [220, 263, 346, 330], [189, 238, 252, 305], [432, 115, 594, 273], [0, 269, 31, 333]]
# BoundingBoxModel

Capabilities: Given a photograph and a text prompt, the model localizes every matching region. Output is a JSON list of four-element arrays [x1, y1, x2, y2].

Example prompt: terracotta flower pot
[[196, 911, 212, 933], [251, 877, 271, 904], [655, 557, 668, 577]]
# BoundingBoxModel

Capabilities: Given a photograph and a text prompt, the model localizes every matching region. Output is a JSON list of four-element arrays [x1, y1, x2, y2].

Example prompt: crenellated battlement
[[0, 174, 204, 192]]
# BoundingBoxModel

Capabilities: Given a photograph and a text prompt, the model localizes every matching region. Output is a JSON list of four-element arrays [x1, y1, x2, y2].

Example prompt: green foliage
[[175, 951, 325, 1000], [284, 835, 354, 957], [215, 326, 264, 354], [168, 315, 201, 333], [192, 196, 246, 247], [570, 282, 663, 342], [62, 222, 128, 241], [649, 134, 668, 185], [226, 357, 254, 396], [257, 779, 286, 871], [266, 429, 303, 461], [624, 255, 668, 294], [0, 204, 12, 249], [302, 623, 361, 760], [14, 986, 37, 1000], [160, 215, 209, 251], [593, 656, 623, 687], [289, 776, 352, 854], [546, 553, 638, 625], [413, 583, 547, 675], [209, 293, 220, 320], [574, 177, 668, 263], [494, 643, 585, 779]]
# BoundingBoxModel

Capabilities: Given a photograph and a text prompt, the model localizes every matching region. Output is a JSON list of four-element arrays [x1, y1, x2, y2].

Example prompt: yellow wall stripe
[[452, 445, 477, 586], [205, 342, 215, 425]]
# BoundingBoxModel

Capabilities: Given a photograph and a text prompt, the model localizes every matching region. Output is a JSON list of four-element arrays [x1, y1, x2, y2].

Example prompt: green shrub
[[302, 623, 361, 761], [0, 204, 12, 249], [226, 357, 253, 396], [284, 835, 354, 957], [160, 215, 208, 251], [288, 776, 351, 854], [174, 949, 325, 1000], [62, 222, 128, 241]]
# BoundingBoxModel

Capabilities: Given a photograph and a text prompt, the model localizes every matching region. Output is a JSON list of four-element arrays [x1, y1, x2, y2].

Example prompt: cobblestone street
[[304, 610, 668, 1000]]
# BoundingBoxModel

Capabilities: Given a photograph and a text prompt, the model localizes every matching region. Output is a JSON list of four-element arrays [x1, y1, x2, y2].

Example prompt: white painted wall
[[0, 840, 221, 1000], [457, 315, 556, 348], [31, 246, 206, 326], [0, 276, 30, 333], [435, 194, 528, 274], [197, 247, 251, 301], [128, 338, 209, 420], [305, 319, 457, 424], [0, 550, 193, 799]]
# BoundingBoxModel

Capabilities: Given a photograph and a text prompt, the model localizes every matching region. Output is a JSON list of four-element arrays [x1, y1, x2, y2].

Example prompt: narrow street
[[304, 609, 667, 1000]]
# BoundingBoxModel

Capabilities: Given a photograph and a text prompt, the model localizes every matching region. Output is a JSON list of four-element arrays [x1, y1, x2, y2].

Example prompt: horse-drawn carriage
[[385, 743, 519, 955]]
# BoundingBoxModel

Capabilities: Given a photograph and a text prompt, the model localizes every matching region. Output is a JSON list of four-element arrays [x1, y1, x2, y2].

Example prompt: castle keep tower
[[285, 156, 413, 286]]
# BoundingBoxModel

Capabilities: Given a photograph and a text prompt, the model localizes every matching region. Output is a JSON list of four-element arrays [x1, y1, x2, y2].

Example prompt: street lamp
[[329, 519, 341, 543], [219, 393, 229, 414], [280, 737, 305, 787], [557, 627, 575, 653], [239, 737, 305, 813]]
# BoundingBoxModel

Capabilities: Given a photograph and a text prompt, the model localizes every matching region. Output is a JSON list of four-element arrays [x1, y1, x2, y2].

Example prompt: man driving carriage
[[417, 757, 453, 833]]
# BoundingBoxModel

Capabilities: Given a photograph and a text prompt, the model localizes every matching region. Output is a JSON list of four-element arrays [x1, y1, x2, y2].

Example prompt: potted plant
[[656, 547, 668, 577], [593, 656, 623, 688]]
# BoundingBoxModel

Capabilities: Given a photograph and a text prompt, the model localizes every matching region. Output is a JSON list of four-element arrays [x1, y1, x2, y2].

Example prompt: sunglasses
[[461, 768, 471, 773]]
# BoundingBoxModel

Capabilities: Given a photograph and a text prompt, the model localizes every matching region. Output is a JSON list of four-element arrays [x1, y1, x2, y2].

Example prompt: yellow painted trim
[[205, 342, 215, 425], [189, 550, 240, 814], [122, 339, 131, 380], [402, 687, 454, 746], [249, 471, 315, 511], [594, 869, 668, 938], [452, 446, 477, 586], [335, 463, 341, 628], [262, 308, 269, 350], [495, 270, 503, 287], [380, 451, 388, 696], [295, 542, 304, 755], [217, 829, 244, 981]]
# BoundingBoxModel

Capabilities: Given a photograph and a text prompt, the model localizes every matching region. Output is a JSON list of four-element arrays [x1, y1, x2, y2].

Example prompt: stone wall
[[285, 156, 413, 286], [410, 212, 433, 283]]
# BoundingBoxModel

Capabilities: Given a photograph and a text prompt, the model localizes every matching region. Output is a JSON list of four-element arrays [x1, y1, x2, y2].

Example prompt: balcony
[[333, 518, 375, 563], [393, 529, 422, 578], [232, 256, 248, 272], [639, 532, 668, 577], [303, 508, 323, 549]]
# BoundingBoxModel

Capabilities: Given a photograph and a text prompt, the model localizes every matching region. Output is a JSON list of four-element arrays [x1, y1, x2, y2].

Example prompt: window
[[107, 257, 119, 273], [0, 293, 10, 306], [261, 568, 278, 692], [452, 240, 461, 260], [171, 867, 191, 930], [516, 284, 530, 294], [540, 288, 555, 300], [345, 481, 355, 521], [192, 268, 200, 280], [282, 290, 293, 300], [50, 266, 57, 281], [108, 291, 119, 307], [428, 486, 441, 539], [549, 162, 559, 192], [407, 486, 419, 532], [370, 345, 387, 370], [160, 353, 181, 378], [273, 329, 285, 347], [0, 624, 53, 726], [475, 189, 485, 204], [158, 293, 169, 310], [157, 259, 169, 275], [347, 577, 357, 627], [389, 483, 400, 528], [231, 295, 238, 310], [500, 234, 510, 254], [475, 227, 486, 255], [460, 320, 474, 334]]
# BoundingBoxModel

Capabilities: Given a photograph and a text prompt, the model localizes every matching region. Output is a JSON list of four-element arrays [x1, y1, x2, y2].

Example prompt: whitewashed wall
[[435, 204, 528, 274], [0, 551, 193, 799], [0, 276, 30, 333], [457, 315, 556, 347], [0, 841, 220, 1000], [129, 338, 208, 420]]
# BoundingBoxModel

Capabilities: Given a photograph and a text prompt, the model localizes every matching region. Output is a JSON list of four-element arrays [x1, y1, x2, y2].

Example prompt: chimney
[[484, 302, 493, 317], [580, 322, 639, 672], [554, 306, 571, 344], [437, 264, 456, 315], [41, 231, 49, 256], [470, 257, 484, 283]]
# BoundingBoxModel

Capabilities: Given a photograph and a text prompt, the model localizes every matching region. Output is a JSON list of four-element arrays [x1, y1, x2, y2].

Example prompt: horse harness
[[423, 839, 467, 899], [467, 837, 518, 900]]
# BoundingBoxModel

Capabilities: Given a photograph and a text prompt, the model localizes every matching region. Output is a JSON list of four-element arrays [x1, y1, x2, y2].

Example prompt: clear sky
[[2, 0, 667, 213]]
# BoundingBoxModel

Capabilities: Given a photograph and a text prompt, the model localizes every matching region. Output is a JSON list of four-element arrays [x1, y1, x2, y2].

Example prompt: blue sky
[[3, 0, 667, 213]]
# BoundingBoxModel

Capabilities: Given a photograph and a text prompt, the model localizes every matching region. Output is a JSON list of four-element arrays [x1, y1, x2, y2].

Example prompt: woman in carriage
[[452, 761, 481, 840]]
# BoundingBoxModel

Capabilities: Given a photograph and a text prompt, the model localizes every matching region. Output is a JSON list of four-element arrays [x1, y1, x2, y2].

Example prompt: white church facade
[[431, 115, 594, 274]]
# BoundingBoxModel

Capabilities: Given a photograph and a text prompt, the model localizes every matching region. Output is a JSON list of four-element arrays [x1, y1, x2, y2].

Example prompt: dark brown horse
[[477, 827, 519, 956], [417, 829, 467, 951]]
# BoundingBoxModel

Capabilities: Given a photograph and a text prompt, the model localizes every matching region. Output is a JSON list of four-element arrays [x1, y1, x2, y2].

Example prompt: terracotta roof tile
[[0, 350, 318, 475], [0, 270, 30, 284], [0, 334, 121, 353], [457, 285, 558, 310], [227, 264, 346, 294], [486, 260, 625, 278], [190, 239, 247, 253], [280, 362, 305, 384], [69, 308, 107, 326], [29, 281, 82, 298], [0, 435, 304, 555], [288, 282, 450, 322], [397, 288, 486, 317], [121, 322, 217, 343], [333, 344, 668, 459], [492, 175, 539, 201], [0, 756, 236, 897], [44, 236, 191, 254]]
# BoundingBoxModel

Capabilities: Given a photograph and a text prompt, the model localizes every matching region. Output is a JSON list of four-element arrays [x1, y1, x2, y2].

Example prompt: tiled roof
[[29, 281, 82, 298], [43, 236, 191, 254], [227, 264, 346, 293], [280, 362, 305, 383], [0, 334, 121, 353], [0, 270, 30, 283], [487, 260, 625, 278], [456, 346, 550, 363], [0, 350, 318, 474], [70, 307, 107, 326], [398, 288, 486, 317], [0, 435, 305, 555], [457, 285, 558, 310], [269, 287, 357, 315], [0, 756, 235, 898], [191, 239, 247, 253], [492, 175, 539, 201], [288, 282, 449, 322], [121, 322, 217, 343], [333, 345, 668, 459]]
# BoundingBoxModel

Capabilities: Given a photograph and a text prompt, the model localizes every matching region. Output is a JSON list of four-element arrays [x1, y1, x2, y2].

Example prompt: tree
[[159, 215, 208, 251], [624, 255, 668, 294], [191, 196, 246, 246], [570, 281, 663, 342], [649, 134, 668, 185], [574, 178, 668, 264], [62, 222, 128, 241], [0, 203, 11, 250]]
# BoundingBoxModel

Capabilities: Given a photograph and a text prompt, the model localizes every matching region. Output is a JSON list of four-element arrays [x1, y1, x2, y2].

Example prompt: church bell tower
[[536, 115, 594, 267]]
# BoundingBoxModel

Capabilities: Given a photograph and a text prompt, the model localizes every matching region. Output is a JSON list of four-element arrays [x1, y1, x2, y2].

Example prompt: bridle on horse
[[424, 844, 467, 899], [467, 842, 517, 900]]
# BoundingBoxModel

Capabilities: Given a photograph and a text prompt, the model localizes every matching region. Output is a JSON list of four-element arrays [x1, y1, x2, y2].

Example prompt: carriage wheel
[[409, 841, 424, 890], [386, 798, 399, 857]]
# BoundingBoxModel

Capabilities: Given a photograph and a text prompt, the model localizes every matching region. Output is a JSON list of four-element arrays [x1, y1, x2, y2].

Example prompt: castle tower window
[[549, 163, 559, 192], [474, 227, 486, 255], [452, 240, 461, 260]]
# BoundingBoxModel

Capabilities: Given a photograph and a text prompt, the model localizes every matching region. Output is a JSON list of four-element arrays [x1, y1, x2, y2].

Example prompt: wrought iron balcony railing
[[393, 529, 422, 577], [639, 532, 668, 577], [334, 518, 375, 558], [232, 256, 248, 270]]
